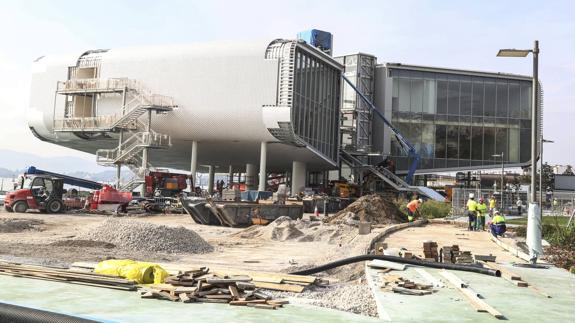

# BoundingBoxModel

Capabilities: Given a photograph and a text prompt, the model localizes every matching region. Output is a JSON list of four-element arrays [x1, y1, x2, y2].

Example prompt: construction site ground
[[1, 209, 574, 321]]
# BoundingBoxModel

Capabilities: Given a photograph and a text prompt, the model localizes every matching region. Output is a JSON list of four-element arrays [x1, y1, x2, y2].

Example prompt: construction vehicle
[[133, 171, 190, 212], [4, 166, 104, 214]]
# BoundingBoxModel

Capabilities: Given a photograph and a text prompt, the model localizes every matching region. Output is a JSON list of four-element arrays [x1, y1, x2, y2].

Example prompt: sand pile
[[325, 194, 406, 225], [0, 218, 44, 233], [79, 219, 213, 254], [237, 216, 354, 243]]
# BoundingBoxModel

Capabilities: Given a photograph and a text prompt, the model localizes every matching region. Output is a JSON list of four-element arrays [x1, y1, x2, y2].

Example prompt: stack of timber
[[380, 274, 434, 296], [142, 268, 289, 309], [440, 245, 460, 263], [0, 262, 137, 291], [455, 251, 474, 264], [213, 269, 326, 293]]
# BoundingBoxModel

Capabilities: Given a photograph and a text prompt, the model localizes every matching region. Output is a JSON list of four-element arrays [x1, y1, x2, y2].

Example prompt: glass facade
[[389, 68, 532, 171]]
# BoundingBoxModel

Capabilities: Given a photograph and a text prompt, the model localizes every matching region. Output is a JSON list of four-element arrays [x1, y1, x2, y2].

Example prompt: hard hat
[[469, 193, 475, 199], [418, 198, 423, 203], [479, 198, 484, 203]]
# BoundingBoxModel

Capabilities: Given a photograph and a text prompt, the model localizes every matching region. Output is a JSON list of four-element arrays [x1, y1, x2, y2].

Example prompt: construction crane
[[341, 75, 420, 185]]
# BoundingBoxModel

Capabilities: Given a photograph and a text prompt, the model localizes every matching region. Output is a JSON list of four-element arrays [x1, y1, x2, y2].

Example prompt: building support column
[[246, 164, 256, 191], [291, 161, 306, 196], [258, 142, 267, 191], [228, 165, 234, 187], [208, 165, 215, 195], [140, 109, 153, 196], [190, 141, 198, 187]]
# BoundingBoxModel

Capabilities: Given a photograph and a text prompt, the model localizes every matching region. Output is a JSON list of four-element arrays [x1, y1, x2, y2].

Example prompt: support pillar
[[208, 165, 215, 195], [140, 109, 152, 196], [291, 161, 306, 196], [258, 142, 267, 191], [246, 164, 256, 190], [228, 165, 233, 187], [190, 141, 198, 187]]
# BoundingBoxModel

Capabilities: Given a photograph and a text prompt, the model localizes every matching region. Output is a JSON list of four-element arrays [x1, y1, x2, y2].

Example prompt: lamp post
[[540, 139, 554, 211], [497, 41, 540, 264], [492, 153, 504, 211]]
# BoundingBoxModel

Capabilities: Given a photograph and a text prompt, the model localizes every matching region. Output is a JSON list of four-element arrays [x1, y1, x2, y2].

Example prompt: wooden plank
[[490, 236, 532, 262], [229, 299, 267, 306], [480, 262, 522, 281], [229, 285, 240, 299], [527, 285, 551, 298], [252, 281, 305, 293], [392, 286, 432, 295], [440, 271, 505, 319], [414, 268, 444, 288], [215, 269, 316, 284]]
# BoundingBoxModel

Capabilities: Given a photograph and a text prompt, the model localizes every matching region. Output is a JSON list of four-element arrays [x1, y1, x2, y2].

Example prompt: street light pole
[[531, 40, 539, 205], [492, 153, 504, 210], [497, 41, 541, 264]]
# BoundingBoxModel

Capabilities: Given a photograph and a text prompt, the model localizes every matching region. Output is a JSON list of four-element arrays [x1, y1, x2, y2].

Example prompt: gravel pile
[[0, 218, 44, 233], [79, 219, 213, 254], [272, 284, 378, 317]]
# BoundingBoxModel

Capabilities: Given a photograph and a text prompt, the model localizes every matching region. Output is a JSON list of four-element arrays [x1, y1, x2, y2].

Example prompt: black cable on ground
[[290, 254, 501, 277], [0, 302, 98, 323]]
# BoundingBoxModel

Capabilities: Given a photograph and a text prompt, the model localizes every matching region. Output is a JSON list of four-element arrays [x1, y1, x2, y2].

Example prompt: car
[[0, 190, 7, 205]]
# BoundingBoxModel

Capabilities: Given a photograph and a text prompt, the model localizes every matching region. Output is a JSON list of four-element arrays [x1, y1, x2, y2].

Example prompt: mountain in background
[[0, 149, 133, 183], [0, 149, 106, 174]]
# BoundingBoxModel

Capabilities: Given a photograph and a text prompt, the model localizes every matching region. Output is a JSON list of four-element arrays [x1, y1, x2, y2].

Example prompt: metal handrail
[[53, 115, 118, 131]]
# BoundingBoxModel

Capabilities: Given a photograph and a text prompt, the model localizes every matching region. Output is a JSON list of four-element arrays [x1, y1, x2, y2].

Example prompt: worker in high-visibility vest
[[406, 198, 423, 222], [476, 198, 488, 231], [489, 195, 497, 216], [490, 211, 506, 237], [466, 193, 478, 231]]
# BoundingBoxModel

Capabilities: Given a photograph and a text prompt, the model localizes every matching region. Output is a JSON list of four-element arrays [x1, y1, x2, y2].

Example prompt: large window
[[388, 68, 533, 171]]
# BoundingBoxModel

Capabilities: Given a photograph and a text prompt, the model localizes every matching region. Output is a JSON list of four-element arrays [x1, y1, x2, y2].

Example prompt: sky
[[0, 0, 573, 166]]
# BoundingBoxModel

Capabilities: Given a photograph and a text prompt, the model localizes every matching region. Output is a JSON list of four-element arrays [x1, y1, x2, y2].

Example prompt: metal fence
[[451, 188, 528, 216]]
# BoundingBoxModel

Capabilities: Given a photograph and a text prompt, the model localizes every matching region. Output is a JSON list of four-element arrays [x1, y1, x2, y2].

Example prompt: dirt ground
[[0, 209, 382, 279]]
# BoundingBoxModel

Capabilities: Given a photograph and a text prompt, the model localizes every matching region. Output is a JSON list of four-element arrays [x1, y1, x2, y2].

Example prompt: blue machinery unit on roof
[[25, 166, 103, 190]]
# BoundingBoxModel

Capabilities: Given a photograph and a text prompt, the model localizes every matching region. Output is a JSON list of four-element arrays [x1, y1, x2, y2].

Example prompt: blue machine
[[25, 166, 103, 190], [297, 29, 333, 55], [341, 76, 420, 185]]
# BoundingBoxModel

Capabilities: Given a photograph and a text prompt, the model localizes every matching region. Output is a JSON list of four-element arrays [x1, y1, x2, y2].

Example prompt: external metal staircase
[[340, 150, 414, 192], [54, 77, 177, 191]]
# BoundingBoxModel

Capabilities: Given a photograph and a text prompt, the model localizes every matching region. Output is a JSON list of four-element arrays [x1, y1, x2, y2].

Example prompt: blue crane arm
[[25, 166, 103, 190], [341, 75, 419, 184]]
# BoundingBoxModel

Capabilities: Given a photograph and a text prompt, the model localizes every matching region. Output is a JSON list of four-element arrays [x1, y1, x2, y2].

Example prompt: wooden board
[[215, 269, 316, 284], [440, 271, 504, 319], [414, 268, 444, 288], [253, 281, 305, 293]]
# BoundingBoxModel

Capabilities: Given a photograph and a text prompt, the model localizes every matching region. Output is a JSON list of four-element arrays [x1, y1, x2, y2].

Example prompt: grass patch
[[506, 216, 571, 226]]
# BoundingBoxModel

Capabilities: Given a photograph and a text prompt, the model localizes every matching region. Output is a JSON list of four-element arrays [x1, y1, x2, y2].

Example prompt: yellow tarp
[[94, 259, 169, 284]]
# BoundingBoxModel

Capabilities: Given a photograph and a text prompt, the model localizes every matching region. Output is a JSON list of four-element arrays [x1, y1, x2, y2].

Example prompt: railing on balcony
[[53, 116, 119, 132]]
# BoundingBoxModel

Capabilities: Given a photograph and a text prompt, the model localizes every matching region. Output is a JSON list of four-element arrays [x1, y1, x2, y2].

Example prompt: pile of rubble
[[325, 194, 406, 225], [79, 219, 213, 254]]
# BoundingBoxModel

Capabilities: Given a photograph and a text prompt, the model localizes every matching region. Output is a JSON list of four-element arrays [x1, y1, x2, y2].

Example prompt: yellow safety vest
[[467, 200, 477, 211], [489, 199, 496, 209], [477, 203, 487, 215], [492, 215, 506, 224]]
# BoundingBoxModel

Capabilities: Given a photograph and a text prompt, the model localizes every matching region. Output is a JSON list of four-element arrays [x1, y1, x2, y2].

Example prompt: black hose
[[0, 302, 98, 323], [290, 254, 501, 277]]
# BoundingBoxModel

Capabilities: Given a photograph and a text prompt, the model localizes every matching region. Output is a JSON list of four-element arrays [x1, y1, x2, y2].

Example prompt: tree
[[520, 162, 555, 191], [563, 165, 574, 176]]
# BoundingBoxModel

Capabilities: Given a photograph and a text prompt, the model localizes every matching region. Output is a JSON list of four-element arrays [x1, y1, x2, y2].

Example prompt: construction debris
[[380, 274, 435, 295], [325, 194, 406, 225], [141, 267, 291, 309], [79, 218, 214, 254], [0, 218, 44, 233]]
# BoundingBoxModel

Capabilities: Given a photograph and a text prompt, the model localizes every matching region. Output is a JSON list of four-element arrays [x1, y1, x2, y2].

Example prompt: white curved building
[[29, 39, 343, 193]]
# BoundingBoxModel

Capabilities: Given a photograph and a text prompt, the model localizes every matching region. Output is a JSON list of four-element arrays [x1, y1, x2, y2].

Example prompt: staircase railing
[[340, 150, 414, 192]]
